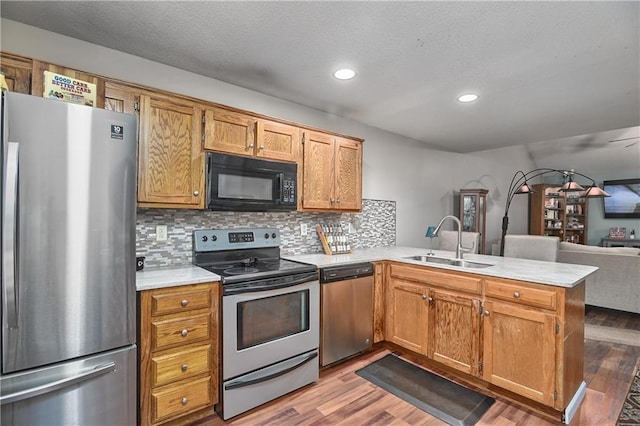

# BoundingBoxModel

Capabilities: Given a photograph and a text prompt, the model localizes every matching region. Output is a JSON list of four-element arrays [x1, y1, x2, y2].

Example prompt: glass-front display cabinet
[[459, 189, 488, 254]]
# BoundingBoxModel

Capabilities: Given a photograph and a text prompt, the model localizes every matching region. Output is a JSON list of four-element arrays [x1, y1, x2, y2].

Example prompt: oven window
[[219, 173, 272, 200], [237, 289, 309, 350]]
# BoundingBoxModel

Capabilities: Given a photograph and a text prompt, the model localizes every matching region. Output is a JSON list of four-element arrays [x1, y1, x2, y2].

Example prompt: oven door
[[222, 274, 319, 380]]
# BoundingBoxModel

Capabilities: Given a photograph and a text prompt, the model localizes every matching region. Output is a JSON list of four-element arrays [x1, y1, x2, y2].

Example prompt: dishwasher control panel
[[320, 262, 374, 283]]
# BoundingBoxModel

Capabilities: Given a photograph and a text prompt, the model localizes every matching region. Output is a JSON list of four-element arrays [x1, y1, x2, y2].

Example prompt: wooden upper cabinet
[[31, 60, 105, 108], [0, 53, 32, 94], [138, 94, 205, 208], [104, 81, 139, 115], [256, 119, 299, 162], [335, 137, 362, 210], [203, 108, 256, 157], [301, 131, 363, 212], [203, 109, 299, 163]]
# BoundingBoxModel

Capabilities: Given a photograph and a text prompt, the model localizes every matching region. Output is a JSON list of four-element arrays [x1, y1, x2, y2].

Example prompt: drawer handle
[[181, 329, 188, 337], [181, 397, 188, 405], [513, 292, 520, 299], [421, 294, 427, 300], [181, 299, 188, 307], [484, 310, 490, 316], [181, 364, 188, 372]]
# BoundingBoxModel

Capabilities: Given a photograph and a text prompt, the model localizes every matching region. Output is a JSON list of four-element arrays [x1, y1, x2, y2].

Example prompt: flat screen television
[[602, 178, 640, 219]]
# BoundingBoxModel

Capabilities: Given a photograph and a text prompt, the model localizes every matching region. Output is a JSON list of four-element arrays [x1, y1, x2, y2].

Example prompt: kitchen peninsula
[[137, 247, 597, 424]]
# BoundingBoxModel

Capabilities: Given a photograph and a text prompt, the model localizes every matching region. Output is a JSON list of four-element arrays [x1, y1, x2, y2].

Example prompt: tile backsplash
[[137, 199, 396, 267]]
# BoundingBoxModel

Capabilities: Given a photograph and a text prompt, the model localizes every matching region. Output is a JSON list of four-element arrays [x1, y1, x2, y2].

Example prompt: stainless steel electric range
[[192, 228, 319, 420]]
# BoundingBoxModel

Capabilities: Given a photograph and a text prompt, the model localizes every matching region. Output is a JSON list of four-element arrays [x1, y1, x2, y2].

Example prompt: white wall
[[1, 18, 535, 251]]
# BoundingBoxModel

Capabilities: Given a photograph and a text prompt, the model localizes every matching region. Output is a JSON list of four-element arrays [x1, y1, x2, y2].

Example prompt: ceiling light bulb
[[457, 94, 479, 103], [334, 68, 356, 80]]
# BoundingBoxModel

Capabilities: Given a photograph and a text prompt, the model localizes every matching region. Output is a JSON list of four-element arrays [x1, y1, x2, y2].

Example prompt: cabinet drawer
[[152, 313, 211, 351], [152, 376, 212, 423], [390, 263, 482, 294], [152, 344, 211, 387], [151, 288, 211, 316], [484, 279, 558, 310]]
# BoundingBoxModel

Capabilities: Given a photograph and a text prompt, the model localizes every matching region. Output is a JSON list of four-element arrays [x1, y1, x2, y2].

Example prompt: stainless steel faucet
[[432, 215, 464, 259]]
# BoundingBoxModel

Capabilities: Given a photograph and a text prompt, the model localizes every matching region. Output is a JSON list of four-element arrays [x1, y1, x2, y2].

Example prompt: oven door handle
[[223, 271, 318, 295], [224, 351, 318, 391]]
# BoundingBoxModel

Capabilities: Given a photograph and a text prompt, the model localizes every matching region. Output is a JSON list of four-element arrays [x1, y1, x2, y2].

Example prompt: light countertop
[[136, 265, 220, 291], [136, 246, 598, 291], [282, 246, 598, 288]]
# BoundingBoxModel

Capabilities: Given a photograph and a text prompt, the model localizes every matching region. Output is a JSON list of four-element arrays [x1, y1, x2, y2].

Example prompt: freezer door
[[1, 93, 137, 373], [0, 345, 136, 426]]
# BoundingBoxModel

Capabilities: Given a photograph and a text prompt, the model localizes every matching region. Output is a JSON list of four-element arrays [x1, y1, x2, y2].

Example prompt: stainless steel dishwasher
[[320, 262, 374, 366]]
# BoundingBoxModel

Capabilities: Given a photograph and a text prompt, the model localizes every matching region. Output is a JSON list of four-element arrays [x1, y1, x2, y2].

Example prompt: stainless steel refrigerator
[[0, 92, 137, 425]]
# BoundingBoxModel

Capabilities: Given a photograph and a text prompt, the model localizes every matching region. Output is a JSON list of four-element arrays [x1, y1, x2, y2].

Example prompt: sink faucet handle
[[425, 226, 436, 238]]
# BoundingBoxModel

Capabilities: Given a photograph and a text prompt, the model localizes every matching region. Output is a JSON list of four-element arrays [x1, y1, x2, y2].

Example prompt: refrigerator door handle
[[0, 361, 116, 405], [2, 141, 19, 328]]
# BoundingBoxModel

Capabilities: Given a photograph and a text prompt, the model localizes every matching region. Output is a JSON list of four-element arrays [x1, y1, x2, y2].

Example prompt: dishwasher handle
[[320, 262, 374, 283]]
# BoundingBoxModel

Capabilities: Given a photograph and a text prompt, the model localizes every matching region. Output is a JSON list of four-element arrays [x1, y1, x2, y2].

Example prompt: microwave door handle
[[3, 142, 19, 328], [277, 172, 284, 203]]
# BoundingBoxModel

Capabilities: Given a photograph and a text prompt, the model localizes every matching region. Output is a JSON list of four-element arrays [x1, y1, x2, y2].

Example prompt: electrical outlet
[[300, 224, 308, 236], [348, 223, 354, 234], [156, 225, 168, 242]]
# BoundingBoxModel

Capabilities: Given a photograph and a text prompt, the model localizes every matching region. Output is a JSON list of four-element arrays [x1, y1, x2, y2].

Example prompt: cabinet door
[[385, 278, 429, 355], [334, 137, 362, 211], [301, 131, 334, 209], [429, 289, 480, 376], [0, 53, 32, 94], [256, 119, 299, 162], [203, 108, 257, 156], [482, 300, 557, 406], [31, 60, 105, 108], [138, 94, 204, 208], [104, 82, 139, 115]]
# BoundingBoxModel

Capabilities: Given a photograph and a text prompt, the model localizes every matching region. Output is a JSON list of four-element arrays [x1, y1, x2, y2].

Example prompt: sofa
[[557, 242, 640, 314]]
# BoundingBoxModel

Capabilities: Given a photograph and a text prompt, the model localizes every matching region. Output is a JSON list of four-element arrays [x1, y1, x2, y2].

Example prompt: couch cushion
[[559, 241, 640, 255]]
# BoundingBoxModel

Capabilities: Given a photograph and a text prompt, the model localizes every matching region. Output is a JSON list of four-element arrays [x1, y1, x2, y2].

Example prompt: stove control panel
[[193, 228, 281, 252]]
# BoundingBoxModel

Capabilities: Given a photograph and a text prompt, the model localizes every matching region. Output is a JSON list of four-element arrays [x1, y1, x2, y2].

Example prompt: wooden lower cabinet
[[139, 282, 220, 426], [482, 299, 556, 406], [382, 262, 584, 417], [386, 278, 430, 354], [429, 289, 481, 376]]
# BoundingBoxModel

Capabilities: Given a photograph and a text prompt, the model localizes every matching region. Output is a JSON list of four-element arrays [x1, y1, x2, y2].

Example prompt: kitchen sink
[[403, 255, 493, 269]]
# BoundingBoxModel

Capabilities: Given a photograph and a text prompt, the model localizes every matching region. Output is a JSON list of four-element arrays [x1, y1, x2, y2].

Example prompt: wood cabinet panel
[[373, 262, 385, 343], [482, 300, 556, 406], [203, 108, 256, 156], [256, 119, 299, 162], [139, 282, 220, 426], [138, 94, 204, 208], [0, 53, 32, 94], [104, 82, 138, 115], [152, 344, 211, 387], [386, 278, 430, 355], [151, 288, 212, 316], [484, 278, 558, 310], [302, 131, 335, 209], [389, 263, 482, 294], [429, 289, 480, 376], [152, 313, 211, 352], [152, 376, 213, 423], [334, 138, 362, 210]]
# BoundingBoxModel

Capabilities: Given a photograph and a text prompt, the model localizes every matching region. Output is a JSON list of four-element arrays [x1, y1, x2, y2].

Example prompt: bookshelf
[[529, 184, 588, 244]]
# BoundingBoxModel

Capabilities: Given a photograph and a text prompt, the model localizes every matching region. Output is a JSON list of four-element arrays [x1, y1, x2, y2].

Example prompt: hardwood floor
[[585, 305, 640, 332], [196, 307, 640, 426]]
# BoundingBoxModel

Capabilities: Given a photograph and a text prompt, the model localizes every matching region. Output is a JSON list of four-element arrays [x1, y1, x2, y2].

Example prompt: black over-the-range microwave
[[206, 153, 297, 211]]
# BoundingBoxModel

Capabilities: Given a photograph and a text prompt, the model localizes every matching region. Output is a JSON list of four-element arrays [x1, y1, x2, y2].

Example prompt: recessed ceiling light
[[334, 68, 356, 80], [457, 93, 479, 103]]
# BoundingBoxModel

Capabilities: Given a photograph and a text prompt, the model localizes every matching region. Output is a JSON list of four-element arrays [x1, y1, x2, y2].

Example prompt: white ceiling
[[1, 1, 639, 153]]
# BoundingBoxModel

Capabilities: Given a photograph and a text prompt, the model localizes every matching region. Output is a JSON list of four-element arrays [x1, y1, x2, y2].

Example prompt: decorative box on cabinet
[[139, 282, 220, 426], [300, 130, 362, 212]]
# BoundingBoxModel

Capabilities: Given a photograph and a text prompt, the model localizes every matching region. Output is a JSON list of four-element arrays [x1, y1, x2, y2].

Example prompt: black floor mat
[[356, 354, 494, 426]]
